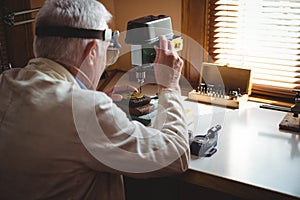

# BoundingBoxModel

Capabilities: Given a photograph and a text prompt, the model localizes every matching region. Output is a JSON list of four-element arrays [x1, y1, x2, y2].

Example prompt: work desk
[[100, 71, 300, 199], [179, 99, 300, 200]]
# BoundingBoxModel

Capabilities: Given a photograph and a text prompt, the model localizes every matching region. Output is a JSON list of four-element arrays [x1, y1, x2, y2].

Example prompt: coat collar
[[27, 58, 81, 89]]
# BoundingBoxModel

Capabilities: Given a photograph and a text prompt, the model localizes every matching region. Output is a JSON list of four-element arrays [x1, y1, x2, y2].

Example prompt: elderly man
[[0, 0, 190, 199]]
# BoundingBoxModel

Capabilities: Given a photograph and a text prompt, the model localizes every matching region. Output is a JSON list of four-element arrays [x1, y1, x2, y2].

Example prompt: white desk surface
[[182, 98, 300, 199], [100, 72, 299, 199]]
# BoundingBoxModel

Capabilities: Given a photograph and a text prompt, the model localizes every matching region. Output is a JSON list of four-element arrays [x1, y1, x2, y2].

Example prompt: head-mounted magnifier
[[35, 26, 121, 66]]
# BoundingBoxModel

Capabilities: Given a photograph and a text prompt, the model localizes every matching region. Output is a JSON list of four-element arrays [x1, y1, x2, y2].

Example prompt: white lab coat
[[0, 58, 190, 200]]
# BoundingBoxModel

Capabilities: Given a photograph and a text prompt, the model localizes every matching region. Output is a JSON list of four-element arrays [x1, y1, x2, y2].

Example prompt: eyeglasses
[[35, 26, 121, 66], [106, 30, 121, 66]]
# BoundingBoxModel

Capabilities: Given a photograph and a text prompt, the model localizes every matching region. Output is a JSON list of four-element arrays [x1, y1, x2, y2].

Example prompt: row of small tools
[[195, 83, 242, 100]]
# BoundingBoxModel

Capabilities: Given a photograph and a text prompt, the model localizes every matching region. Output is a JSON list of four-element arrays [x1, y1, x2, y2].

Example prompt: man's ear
[[81, 40, 98, 65]]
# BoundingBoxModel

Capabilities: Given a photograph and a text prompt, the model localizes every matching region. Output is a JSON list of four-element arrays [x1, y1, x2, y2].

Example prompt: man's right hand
[[153, 35, 184, 92]]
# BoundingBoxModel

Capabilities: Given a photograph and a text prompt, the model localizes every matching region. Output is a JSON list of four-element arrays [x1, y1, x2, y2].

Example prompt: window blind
[[208, 0, 300, 100]]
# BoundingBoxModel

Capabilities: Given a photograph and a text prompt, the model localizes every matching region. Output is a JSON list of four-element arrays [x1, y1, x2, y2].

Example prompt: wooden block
[[117, 101, 155, 116], [129, 103, 155, 116], [188, 90, 248, 109], [279, 113, 300, 133]]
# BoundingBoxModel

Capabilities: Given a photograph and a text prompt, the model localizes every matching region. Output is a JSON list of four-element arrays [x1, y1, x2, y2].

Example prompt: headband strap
[[35, 26, 112, 41]]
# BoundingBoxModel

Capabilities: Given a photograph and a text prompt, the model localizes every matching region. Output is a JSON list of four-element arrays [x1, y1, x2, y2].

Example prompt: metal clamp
[[189, 125, 222, 157], [260, 90, 300, 117], [0, 8, 40, 26]]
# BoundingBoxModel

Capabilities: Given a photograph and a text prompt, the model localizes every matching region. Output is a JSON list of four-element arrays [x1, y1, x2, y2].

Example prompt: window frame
[[206, 0, 300, 104]]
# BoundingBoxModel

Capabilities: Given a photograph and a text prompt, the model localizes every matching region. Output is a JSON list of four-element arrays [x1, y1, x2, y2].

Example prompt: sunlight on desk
[[182, 100, 300, 200]]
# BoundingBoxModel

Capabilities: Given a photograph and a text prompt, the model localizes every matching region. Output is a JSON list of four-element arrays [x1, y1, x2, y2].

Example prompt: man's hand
[[106, 85, 138, 102], [154, 35, 184, 92]]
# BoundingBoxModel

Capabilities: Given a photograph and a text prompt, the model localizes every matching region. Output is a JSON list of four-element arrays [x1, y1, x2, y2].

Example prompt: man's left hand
[[106, 85, 138, 102]]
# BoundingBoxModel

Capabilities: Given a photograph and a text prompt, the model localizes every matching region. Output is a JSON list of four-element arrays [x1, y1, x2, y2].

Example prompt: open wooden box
[[188, 62, 252, 108]]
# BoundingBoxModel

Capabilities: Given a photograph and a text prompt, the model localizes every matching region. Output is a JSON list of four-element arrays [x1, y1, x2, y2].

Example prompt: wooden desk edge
[[173, 169, 300, 200]]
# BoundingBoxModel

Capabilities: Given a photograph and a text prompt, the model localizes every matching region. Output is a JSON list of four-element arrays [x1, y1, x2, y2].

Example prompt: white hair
[[33, 0, 112, 67]]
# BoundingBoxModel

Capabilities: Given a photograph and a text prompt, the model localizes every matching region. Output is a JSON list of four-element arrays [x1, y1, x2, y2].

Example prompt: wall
[[1, 0, 182, 71]]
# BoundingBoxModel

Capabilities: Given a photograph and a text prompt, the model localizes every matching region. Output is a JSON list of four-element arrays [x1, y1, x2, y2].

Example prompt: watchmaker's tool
[[189, 125, 222, 157], [117, 90, 155, 126], [125, 15, 183, 93], [260, 90, 300, 133], [188, 62, 252, 109]]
